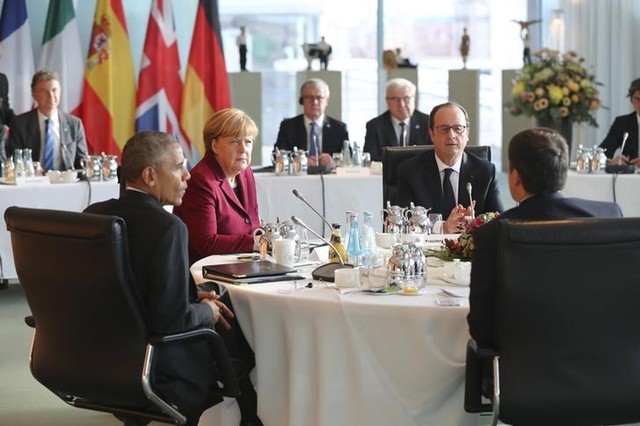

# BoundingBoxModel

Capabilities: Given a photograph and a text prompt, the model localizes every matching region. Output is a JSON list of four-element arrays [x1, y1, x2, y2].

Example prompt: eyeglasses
[[434, 124, 467, 134], [301, 95, 325, 102], [386, 96, 414, 104]]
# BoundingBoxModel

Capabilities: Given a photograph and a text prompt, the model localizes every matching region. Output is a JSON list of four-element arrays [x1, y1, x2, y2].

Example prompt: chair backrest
[[496, 218, 640, 425], [382, 145, 491, 208], [5, 206, 152, 408]]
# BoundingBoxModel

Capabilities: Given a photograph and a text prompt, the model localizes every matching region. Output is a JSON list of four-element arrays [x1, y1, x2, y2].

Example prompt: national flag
[[0, 0, 35, 114], [38, 0, 84, 114], [136, 0, 190, 159], [180, 0, 230, 159], [78, 0, 136, 155]]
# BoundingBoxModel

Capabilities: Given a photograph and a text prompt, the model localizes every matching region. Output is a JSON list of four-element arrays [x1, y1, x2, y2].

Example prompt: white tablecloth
[[254, 172, 384, 237], [191, 255, 476, 426], [0, 180, 119, 279], [563, 171, 640, 217]]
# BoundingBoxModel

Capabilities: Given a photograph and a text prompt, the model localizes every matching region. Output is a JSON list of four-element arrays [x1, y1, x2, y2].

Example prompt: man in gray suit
[[363, 78, 431, 162], [8, 70, 87, 171]]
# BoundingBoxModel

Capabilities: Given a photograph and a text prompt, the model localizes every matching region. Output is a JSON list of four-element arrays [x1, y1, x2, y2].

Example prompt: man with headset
[[274, 78, 349, 158]]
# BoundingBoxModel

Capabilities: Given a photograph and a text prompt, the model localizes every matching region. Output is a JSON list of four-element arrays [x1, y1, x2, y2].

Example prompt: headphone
[[299, 97, 304, 105]]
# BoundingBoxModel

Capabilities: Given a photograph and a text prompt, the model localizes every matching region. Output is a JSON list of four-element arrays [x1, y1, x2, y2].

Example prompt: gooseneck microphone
[[292, 189, 333, 233], [291, 215, 352, 282], [619, 132, 630, 163]]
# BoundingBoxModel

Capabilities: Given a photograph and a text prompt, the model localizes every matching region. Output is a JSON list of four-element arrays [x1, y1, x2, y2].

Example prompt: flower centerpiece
[[429, 212, 499, 262], [509, 48, 602, 127]]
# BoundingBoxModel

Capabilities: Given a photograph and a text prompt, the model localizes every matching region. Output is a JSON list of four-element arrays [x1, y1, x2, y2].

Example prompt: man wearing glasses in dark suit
[[363, 78, 431, 162], [396, 101, 503, 233]]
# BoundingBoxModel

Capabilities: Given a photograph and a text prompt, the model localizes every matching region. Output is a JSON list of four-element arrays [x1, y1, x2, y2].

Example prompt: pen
[[237, 254, 260, 261]]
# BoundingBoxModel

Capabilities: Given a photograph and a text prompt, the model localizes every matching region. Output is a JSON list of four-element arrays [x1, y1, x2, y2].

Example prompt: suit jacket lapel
[[408, 115, 424, 145], [209, 155, 248, 215], [58, 112, 73, 169], [382, 114, 399, 146], [628, 113, 639, 158]]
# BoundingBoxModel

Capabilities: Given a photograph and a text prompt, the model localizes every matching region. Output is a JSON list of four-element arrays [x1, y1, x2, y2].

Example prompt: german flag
[[79, 0, 136, 155], [180, 0, 230, 160]]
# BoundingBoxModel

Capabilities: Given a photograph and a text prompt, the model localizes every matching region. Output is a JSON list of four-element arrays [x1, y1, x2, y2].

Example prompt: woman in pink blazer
[[174, 108, 260, 264]]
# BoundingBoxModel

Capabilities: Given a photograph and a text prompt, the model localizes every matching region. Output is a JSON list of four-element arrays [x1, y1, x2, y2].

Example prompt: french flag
[[0, 0, 35, 114], [136, 0, 190, 159]]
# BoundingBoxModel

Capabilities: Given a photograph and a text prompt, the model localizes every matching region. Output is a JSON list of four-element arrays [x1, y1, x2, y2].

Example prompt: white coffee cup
[[273, 239, 296, 267], [443, 259, 471, 284], [375, 232, 397, 249], [334, 267, 360, 288]]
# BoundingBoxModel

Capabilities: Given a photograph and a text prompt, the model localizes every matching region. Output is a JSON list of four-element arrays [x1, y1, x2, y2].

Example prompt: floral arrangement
[[509, 48, 601, 127], [429, 212, 500, 262]]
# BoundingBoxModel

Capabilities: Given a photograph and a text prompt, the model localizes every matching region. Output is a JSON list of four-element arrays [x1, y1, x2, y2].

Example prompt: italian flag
[[38, 0, 84, 114]]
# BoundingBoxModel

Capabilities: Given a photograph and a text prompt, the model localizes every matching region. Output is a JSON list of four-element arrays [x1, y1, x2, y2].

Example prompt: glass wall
[[219, 0, 528, 165]]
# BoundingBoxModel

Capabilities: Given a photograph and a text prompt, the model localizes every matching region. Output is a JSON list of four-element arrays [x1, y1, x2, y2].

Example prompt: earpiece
[[299, 97, 304, 105]]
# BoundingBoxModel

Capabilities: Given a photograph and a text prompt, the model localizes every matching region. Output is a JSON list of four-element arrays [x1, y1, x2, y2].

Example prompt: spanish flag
[[180, 0, 230, 160], [79, 0, 136, 155]]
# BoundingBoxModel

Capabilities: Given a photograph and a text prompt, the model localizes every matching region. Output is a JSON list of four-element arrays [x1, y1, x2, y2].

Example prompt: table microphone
[[292, 189, 333, 234], [291, 215, 353, 282]]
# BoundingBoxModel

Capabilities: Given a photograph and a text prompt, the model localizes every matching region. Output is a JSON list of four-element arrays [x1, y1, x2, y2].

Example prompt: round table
[[191, 253, 475, 426]]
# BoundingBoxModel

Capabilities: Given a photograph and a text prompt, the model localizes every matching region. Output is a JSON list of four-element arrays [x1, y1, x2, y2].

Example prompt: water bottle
[[342, 140, 352, 167], [346, 212, 361, 265], [328, 223, 347, 264], [360, 211, 377, 267]]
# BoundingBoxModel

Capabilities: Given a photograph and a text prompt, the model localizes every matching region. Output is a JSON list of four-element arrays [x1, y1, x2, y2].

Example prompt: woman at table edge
[[174, 108, 260, 265], [599, 77, 640, 167]]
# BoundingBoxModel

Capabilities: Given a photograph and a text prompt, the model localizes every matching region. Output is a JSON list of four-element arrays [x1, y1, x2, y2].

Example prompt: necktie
[[44, 118, 54, 171], [442, 168, 456, 215], [399, 122, 407, 146], [309, 122, 319, 157]]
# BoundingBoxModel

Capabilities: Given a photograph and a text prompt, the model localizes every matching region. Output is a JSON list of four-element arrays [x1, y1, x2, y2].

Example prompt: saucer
[[441, 273, 470, 286]]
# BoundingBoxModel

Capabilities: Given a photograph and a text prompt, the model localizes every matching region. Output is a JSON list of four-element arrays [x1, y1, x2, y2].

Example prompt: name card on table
[[10, 176, 50, 186], [335, 166, 371, 176]]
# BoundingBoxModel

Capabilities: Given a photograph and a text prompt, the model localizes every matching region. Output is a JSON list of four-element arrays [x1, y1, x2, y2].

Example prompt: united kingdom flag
[[136, 0, 190, 159]]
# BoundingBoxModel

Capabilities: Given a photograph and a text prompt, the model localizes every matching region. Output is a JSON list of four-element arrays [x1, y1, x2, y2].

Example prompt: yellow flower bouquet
[[509, 48, 602, 127]]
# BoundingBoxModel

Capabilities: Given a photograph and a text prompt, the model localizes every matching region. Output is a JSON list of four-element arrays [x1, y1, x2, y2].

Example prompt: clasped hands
[[610, 155, 640, 167], [443, 201, 476, 234], [198, 290, 235, 329]]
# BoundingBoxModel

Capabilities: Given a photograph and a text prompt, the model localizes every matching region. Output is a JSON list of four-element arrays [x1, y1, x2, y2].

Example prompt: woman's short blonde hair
[[202, 108, 259, 153]]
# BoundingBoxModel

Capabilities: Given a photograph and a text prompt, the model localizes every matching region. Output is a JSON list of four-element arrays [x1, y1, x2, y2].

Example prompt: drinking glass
[[428, 213, 443, 235], [332, 152, 343, 168]]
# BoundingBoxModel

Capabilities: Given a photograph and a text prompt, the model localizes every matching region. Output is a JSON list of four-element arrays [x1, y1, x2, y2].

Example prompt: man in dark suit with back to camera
[[85, 131, 262, 426], [274, 78, 348, 160], [599, 78, 640, 167], [363, 77, 431, 162], [396, 101, 503, 233], [7, 69, 87, 171], [469, 127, 623, 348]]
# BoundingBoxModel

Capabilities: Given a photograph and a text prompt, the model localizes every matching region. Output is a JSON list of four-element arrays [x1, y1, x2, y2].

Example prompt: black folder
[[202, 260, 301, 284]]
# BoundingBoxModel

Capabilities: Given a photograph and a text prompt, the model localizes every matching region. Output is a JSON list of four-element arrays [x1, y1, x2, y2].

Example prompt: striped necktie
[[44, 118, 54, 171], [309, 122, 319, 157]]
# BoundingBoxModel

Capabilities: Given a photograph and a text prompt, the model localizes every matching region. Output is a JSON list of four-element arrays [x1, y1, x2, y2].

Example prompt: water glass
[[361, 152, 371, 168], [332, 152, 343, 168], [428, 213, 443, 235]]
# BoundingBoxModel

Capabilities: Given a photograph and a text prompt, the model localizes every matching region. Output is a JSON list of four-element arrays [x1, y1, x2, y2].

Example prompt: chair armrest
[[469, 337, 497, 359], [464, 338, 496, 413], [150, 328, 241, 398], [24, 315, 35, 328]]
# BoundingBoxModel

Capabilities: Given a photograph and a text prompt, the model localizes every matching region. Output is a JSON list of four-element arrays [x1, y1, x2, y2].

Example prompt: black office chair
[[465, 218, 640, 426], [5, 206, 240, 425], [382, 145, 491, 208]]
